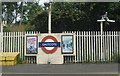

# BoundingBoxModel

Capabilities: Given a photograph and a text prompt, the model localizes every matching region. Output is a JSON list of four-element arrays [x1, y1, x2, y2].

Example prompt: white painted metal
[[48, 3, 51, 34], [79, 31, 81, 62], [98, 32, 101, 61], [76, 31, 79, 61], [81, 31, 84, 62], [86, 31, 89, 61], [2, 31, 120, 63], [83, 31, 86, 61], [11, 32, 13, 52], [9, 32, 11, 52], [88, 31, 91, 62], [91, 32, 93, 62], [22, 32, 24, 60]]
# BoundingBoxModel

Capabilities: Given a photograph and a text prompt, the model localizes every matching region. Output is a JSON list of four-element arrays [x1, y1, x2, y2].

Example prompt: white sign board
[[37, 33, 63, 64]]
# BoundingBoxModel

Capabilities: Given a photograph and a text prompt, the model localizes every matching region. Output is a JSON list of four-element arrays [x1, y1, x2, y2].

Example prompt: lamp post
[[44, 1, 52, 64], [97, 12, 115, 60], [44, 1, 52, 34]]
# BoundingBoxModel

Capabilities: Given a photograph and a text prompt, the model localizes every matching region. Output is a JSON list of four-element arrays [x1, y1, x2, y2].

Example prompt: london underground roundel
[[39, 36, 60, 54]]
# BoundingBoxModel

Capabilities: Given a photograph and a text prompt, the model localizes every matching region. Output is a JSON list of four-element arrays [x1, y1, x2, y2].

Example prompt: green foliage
[[2, 2, 120, 32], [29, 2, 120, 32], [2, 2, 43, 26]]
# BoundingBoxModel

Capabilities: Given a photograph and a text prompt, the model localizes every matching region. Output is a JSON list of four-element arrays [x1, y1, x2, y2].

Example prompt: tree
[[2, 1, 43, 26], [4, 2, 120, 32]]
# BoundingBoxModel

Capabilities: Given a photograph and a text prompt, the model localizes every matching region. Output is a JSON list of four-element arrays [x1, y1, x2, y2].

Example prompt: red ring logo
[[41, 36, 58, 54]]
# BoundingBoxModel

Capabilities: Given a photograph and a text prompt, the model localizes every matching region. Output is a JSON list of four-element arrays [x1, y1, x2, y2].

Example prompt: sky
[[38, 0, 50, 6]]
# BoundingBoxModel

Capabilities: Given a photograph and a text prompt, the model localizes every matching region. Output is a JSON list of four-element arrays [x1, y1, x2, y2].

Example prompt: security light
[[97, 12, 115, 60], [106, 17, 115, 22], [97, 12, 115, 23]]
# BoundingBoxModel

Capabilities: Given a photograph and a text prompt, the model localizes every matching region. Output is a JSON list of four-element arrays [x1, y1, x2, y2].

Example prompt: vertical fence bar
[[76, 31, 79, 62], [104, 31, 107, 61], [116, 31, 118, 62], [13, 32, 15, 52], [81, 31, 84, 62], [10, 32, 13, 52], [106, 31, 109, 61], [18, 32, 20, 58], [91, 32, 94, 62], [3, 32, 6, 52], [83, 31, 86, 62], [8, 32, 10, 52], [109, 31, 111, 61], [95, 31, 97, 61], [16, 32, 18, 52], [74, 31, 76, 62], [22, 32, 24, 60], [111, 31, 114, 61], [86, 31, 89, 62], [116, 31, 119, 55], [93, 31, 95, 62], [113, 31, 116, 61], [88, 31, 91, 62], [20, 32, 22, 59], [79, 31, 81, 62], [98, 31, 100, 61], [98, 31, 101, 61], [1, 31, 3, 52], [102, 32, 104, 61]]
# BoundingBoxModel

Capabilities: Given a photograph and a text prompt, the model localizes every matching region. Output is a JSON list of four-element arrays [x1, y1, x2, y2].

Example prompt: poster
[[61, 35, 73, 54], [26, 36, 37, 54]]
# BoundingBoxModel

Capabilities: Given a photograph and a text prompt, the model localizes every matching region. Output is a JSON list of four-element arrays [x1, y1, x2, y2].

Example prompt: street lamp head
[[97, 16, 105, 22], [103, 12, 108, 18], [97, 12, 115, 23], [44, 2, 50, 7], [44, 0, 52, 7], [106, 17, 115, 22]]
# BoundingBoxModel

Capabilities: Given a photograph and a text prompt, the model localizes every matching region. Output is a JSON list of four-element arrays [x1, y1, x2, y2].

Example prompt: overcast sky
[[38, 0, 50, 6]]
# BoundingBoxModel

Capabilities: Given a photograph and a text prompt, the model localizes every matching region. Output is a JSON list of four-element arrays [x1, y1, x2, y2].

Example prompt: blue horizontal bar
[[39, 42, 60, 47]]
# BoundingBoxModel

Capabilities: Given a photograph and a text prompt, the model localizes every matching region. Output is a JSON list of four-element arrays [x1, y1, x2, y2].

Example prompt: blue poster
[[62, 35, 73, 54]]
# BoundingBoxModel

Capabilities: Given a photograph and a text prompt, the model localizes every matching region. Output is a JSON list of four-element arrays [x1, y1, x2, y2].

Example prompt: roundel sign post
[[39, 36, 60, 54]]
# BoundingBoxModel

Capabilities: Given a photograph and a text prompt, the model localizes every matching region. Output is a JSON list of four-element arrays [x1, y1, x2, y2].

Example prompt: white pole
[[100, 21, 103, 60], [48, 3, 51, 34]]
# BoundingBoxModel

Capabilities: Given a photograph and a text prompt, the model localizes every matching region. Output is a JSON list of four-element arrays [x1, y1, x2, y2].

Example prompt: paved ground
[[1, 63, 119, 76]]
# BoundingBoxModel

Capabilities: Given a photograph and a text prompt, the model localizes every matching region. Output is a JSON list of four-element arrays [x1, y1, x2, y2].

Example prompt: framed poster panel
[[26, 36, 38, 54], [61, 35, 73, 54]]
